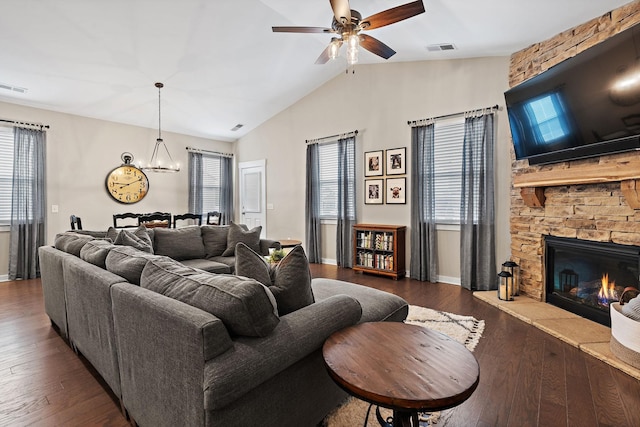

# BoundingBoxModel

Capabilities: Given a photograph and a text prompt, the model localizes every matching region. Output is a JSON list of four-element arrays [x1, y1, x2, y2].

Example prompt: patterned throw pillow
[[221, 222, 262, 257], [235, 242, 314, 315]]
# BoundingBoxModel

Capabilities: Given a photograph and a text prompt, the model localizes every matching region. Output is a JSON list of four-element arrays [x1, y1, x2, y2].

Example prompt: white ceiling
[[0, 0, 632, 141]]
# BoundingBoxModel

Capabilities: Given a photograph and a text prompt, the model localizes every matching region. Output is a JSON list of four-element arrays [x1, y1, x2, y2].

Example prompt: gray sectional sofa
[[38, 226, 408, 427]]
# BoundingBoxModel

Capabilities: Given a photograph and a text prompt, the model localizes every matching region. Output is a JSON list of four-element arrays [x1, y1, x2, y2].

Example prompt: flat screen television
[[504, 23, 640, 165]]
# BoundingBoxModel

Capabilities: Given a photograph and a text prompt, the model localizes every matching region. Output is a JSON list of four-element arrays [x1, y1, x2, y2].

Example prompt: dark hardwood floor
[[1, 265, 640, 426]]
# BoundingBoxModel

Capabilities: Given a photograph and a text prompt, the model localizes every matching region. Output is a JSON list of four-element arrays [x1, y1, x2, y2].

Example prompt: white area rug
[[323, 306, 485, 427]]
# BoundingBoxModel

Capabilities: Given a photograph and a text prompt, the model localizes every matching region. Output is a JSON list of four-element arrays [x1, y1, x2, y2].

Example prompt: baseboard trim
[[0, 274, 9, 282], [437, 275, 461, 286], [321, 258, 337, 265]]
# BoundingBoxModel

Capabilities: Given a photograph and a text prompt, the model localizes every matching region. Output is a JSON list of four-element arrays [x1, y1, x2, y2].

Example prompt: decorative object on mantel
[[105, 152, 149, 204], [141, 82, 180, 173], [272, 0, 425, 70], [498, 270, 514, 301], [502, 260, 520, 297]]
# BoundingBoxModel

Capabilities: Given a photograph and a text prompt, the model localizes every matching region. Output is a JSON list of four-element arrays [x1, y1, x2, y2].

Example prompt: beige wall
[[236, 57, 513, 283], [0, 101, 232, 277]]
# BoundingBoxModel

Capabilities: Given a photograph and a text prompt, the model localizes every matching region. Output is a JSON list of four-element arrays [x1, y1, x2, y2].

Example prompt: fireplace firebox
[[545, 236, 640, 327]]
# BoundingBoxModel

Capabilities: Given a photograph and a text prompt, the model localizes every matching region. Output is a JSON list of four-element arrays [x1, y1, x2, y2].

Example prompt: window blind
[[433, 119, 465, 223], [317, 140, 355, 219], [0, 126, 14, 224], [202, 154, 221, 213]]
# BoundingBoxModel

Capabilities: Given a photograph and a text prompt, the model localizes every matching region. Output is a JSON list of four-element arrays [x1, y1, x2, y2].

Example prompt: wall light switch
[[267, 203, 274, 210], [51, 204, 59, 213]]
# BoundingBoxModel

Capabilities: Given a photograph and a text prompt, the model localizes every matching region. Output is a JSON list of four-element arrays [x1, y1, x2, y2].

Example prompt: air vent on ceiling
[[0, 82, 28, 93], [231, 124, 244, 131], [426, 43, 456, 52]]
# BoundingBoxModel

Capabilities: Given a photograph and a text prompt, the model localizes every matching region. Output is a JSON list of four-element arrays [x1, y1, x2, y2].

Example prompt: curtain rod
[[306, 129, 358, 145], [0, 118, 50, 130], [407, 104, 500, 127], [186, 146, 233, 157]]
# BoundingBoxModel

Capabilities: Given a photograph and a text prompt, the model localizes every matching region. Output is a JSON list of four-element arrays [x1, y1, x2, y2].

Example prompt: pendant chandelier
[[142, 82, 180, 173]]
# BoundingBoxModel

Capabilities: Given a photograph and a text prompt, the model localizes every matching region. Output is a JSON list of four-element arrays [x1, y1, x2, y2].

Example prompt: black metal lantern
[[502, 261, 520, 297], [498, 271, 514, 301], [559, 268, 578, 293]]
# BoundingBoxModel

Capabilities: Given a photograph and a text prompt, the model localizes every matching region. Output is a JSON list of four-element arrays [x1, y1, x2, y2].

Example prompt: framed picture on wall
[[386, 177, 406, 204], [365, 179, 383, 204], [385, 147, 406, 175], [364, 150, 384, 176]]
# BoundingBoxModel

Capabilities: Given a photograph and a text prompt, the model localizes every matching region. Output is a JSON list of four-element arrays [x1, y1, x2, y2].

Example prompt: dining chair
[[206, 211, 221, 225], [173, 213, 202, 228], [138, 212, 171, 228], [70, 215, 83, 230], [113, 212, 141, 228]]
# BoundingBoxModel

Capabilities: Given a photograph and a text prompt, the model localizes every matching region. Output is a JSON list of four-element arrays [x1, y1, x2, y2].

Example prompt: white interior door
[[239, 160, 266, 237]]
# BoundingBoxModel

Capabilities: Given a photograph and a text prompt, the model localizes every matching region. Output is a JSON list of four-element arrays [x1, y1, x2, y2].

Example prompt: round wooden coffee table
[[323, 322, 480, 427]]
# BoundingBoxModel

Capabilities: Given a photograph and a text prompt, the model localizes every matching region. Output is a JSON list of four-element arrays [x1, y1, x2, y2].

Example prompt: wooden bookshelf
[[353, 224, 406, 280]]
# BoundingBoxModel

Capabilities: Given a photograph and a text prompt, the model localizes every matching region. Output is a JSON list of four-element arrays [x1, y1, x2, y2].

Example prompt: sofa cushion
[[201, 225, 230, 258], [141, 257, 279, 337], [235, 243, 314, 315], [54, 232, 101, 257], [153, 226, 206, 261], [80, 240, 117, 269], [114, 229, 154, 253], [221, 222, 262, 257], [180, 258, 231, 274], [105, 246, 160, 285]]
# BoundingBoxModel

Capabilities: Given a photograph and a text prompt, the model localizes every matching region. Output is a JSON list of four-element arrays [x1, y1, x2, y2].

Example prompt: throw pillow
[[235, 242, 314, 315], [154, 226, 206, 261], [80, 239, 116, 268], [105, 246, 159, 285], [221, 222, 262, 257], [54, 232, 101, 257], [107, 225, 153, 250], [141, 256, 279, 337], [114, 229, 154, 253]]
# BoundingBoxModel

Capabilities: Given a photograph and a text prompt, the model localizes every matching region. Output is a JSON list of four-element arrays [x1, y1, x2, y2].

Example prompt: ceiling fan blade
[[359, 34, 396, 60], [361, 0, 425, 30], [315, 45, 332, 65], [330, 0, 351, 25], [272, 26, 333, 33]]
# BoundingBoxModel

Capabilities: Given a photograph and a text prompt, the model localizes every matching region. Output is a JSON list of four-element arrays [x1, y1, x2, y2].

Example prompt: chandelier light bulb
[[329, 39, 340, 60]]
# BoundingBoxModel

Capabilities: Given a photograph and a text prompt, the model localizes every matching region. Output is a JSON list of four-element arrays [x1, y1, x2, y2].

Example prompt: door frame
[[238, 159, 267, 237]]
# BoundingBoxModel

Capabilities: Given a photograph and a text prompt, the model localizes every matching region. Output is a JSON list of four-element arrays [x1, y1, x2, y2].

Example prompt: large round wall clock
[[105, 153, 149, 204]]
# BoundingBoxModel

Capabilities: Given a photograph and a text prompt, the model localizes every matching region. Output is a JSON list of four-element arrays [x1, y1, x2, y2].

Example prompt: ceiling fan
[[272, 0, 425, 65]]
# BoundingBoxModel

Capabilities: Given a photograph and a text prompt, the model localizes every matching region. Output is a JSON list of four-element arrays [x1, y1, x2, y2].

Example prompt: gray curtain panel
[[305, 143, 322, 263], [188, 152, 203, 215], [219, 155, 234, 225], [460, 114, 496, 291], [410, 124, 438, 282], [336, 136, 356, 268], [9, 127, 46, 280]]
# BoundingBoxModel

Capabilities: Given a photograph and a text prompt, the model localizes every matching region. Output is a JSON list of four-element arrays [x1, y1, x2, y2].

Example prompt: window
[[317, 140, 355, 219], [431, 119, 480, 224], [0, 126, 14, 225], [201, 154, 222, 213]]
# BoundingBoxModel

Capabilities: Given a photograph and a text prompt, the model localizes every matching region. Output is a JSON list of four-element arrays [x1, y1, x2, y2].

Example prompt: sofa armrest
[[203, 294, 362, 410], [111, 283, 233, 427], [259, 238, 281, 255]]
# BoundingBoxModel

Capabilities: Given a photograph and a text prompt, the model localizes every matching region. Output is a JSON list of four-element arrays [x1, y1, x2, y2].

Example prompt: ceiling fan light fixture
[[347, 34, 359, 65], [329, 38, 341, 60]]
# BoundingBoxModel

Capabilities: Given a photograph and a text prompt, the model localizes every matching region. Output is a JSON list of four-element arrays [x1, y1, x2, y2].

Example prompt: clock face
[[105, 165, 149, 204]]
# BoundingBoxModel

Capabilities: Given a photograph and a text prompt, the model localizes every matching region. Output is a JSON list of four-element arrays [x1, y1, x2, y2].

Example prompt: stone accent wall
[[508, 1, 640, 300]]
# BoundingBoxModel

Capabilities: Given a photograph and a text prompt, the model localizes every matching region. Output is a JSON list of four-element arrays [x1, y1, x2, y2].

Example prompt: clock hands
[[118, 178, 143, 190]]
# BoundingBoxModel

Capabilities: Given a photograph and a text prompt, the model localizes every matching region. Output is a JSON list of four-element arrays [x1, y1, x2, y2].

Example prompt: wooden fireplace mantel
[[513, 156, 640, 209]]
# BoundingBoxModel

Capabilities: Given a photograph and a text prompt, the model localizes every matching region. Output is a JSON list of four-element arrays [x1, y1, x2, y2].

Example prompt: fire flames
[[597, 273, 618, 306]]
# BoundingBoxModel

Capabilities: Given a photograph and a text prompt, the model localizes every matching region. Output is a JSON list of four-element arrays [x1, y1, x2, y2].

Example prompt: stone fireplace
[[508, 3, 640, 314]]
